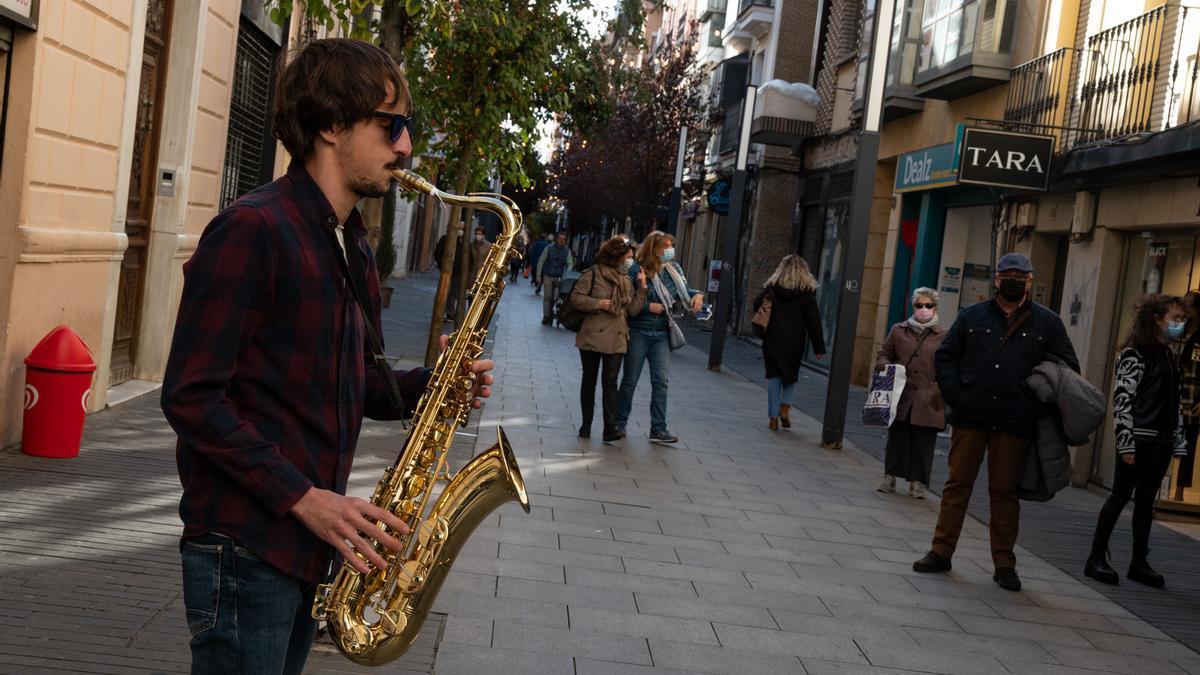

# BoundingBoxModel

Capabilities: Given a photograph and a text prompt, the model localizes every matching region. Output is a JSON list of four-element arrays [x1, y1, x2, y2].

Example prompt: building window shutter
[[221, 19, 277, 208]]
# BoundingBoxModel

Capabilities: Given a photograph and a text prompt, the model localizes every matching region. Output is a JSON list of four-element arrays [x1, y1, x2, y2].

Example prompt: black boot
[[578, 423, 591, 439], [1127, 560, 1165, 588], [1084, 553, 1119, 585]]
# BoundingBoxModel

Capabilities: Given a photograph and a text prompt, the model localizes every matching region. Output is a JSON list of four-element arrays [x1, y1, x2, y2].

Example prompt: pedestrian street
[[0, 272, 1197, 674]]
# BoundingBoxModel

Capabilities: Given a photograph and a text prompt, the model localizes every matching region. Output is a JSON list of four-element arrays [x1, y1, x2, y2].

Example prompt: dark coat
[[571, 264, 648, 354], [1020, 360, 1107, 501], [875, 321, 947, 429], [753, 285, 825, 384], [935, 299, 1080, 439]]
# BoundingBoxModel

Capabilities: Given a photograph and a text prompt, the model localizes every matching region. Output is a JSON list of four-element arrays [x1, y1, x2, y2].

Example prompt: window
[[0, 24, 12, 173], [221, 19, 278, 208], [918, 0, 984, 72], [887, 0, 926, 87]]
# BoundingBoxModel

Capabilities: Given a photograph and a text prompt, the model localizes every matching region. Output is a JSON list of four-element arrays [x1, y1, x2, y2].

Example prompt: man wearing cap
[[913, 252, 1079, 591]]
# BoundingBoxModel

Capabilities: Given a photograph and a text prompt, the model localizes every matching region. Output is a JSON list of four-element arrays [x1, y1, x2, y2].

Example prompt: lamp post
[[708, 85, 758, 372], [820, 0, 896, 448], [665, 126, 689, 236]]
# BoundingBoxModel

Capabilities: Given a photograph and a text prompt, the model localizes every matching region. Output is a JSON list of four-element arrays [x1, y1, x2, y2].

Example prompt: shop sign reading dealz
[[957, 128, 1054, 191]]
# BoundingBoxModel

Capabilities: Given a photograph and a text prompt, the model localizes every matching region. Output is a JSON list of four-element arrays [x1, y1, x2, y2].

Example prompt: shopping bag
[[862, 364, 907, 427]]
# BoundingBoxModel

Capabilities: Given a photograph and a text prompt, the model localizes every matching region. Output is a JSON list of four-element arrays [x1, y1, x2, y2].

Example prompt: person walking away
[[913, 252, 1079, 592], [615, 231, 705, 444], [874, 288, 946, 498], [510, 236, 526, 282], [1175, 291, 1200, 500], [160, 38, 494, 673], [571, 237, 647, 442], [469, 226, 490, 281], [538, 232, 575, 325], [527, 233, 550, 293], [752, 255, 825, 432], [1085, 294, 1188, 588]]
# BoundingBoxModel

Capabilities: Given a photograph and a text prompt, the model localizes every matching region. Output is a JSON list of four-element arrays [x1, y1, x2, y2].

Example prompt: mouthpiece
[[390, 169, 437, 195]]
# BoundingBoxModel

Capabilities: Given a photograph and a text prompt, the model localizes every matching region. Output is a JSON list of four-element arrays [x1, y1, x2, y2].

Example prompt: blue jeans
[[767, 377, 795, 417], [617, 329, 671, 433], [181, 533, 318, 674]]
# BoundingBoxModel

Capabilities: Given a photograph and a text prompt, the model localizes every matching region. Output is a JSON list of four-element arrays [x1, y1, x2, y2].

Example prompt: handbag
[[651, 274, 687, 350], [556, 270, 594, 332], [752, 292, 772, 338], [862, 364, 907, 427]]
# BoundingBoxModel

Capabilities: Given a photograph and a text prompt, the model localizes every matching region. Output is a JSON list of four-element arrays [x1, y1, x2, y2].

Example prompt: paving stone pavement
[[0, 269, 1197, 674]]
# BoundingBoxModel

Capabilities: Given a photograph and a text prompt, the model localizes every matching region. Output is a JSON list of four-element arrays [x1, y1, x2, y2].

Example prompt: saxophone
[[312, 169, 530, 665]]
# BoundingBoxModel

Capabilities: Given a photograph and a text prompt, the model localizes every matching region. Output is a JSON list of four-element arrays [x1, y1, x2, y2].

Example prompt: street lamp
[[820, 0, 896, 449], [708, 85, 758, 372], [665, 126, 689, 236]]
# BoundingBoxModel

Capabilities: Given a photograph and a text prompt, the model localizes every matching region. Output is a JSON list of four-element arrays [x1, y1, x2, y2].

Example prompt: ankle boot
[[768, 417, 778, 431], [779, 404, 791, 428], [1084, 553, 1119, 585], [1127, 560, 1165, 588]]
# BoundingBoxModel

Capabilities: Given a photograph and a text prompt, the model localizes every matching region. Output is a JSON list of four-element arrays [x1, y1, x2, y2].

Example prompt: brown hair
[[1123, 294, 1184, 349], [272, 38, 411, 162], [595, 236, 635, 268], [636, 231, 673, 276]]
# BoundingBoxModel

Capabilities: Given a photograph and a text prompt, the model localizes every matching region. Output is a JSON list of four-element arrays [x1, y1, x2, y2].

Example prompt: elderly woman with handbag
[[874, 287, 947, 498], [570, 237, 647, 442], [614, 231, 704, 444], [752, 255, 826, 431]]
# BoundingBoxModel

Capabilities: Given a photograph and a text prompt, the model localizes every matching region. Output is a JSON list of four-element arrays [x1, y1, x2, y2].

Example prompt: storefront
[[1093, 230, 1200, 513]]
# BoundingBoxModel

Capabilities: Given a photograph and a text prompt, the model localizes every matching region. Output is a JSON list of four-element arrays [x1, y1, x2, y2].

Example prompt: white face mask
[[475, 234, 484, 242], [620, 258, 634, 272]]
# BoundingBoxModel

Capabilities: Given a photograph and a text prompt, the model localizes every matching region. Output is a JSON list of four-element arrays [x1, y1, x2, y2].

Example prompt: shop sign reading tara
[[0, 0, 38, 30], [957, 128, 1054, 191]]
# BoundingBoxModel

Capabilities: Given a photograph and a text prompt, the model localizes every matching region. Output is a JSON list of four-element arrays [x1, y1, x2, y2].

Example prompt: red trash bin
[[21, 326, 97, 458]]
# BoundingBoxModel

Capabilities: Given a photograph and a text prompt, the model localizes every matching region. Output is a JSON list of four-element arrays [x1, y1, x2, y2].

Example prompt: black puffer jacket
[[753, 285, 825, 384], [935, 299, 1079, 438]]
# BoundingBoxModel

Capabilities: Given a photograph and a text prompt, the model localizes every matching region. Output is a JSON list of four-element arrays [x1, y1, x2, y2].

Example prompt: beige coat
[[875, 321, 947, 429], [571, 264, 647, 354]]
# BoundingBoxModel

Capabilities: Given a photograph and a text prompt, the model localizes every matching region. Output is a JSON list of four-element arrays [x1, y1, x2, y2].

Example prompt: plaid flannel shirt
[[162, 163, 429, 582]]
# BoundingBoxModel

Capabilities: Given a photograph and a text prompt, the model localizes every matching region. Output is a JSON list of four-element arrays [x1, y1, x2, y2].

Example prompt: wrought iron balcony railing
[[1076, 5, 1169, 144], [1003, 47, 1081, 146]]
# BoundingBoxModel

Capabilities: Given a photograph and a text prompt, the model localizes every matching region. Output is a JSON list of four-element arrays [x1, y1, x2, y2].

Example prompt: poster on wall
[[1144, 242, 1169, 294], [0, 0, 38, 30], [960, 263, 993, 309], [940, 266, 962, 294]]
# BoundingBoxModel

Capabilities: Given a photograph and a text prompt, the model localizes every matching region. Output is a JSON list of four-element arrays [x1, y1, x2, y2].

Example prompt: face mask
[[620, 258, 634, 272], [660, 248, 675, 263], [997, 278, 1027, 302], [914, 308, 935, 322], [475, 234, 484, 242], [1166, 321, 1186, 340]]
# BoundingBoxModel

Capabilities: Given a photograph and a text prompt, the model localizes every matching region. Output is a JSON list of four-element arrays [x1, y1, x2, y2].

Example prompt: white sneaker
[[910, 481, 927, 499], [876, 475, 896, 493]]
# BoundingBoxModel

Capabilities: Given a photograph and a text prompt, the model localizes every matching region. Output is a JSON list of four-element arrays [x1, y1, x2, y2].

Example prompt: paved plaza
[[0, 272, 1197, 674]]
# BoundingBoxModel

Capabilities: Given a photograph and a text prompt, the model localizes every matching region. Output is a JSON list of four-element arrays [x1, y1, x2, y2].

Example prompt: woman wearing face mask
[[1085, 294, 1188, 588], [615, 231, 704, 444], [874, 288, 947, 498], [570, 237, 647, 442], [753, 255, 826, 432]]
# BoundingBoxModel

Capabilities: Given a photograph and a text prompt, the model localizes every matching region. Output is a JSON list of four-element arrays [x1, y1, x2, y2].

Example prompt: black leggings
[[580, 349, 623, 434], [1092, 440, 1174, 562]]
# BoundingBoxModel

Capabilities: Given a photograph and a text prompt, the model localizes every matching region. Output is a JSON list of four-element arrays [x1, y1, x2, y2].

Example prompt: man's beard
[[351, 175, 390, 199]]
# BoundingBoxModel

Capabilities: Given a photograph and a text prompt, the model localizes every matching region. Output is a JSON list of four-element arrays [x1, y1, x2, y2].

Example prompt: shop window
[[912, 0, 1016, 100], [220, 19, 278, 208]]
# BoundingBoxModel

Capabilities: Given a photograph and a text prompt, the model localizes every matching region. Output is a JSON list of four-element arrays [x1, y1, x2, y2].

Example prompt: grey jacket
[[1020, 360, 1106, 501]]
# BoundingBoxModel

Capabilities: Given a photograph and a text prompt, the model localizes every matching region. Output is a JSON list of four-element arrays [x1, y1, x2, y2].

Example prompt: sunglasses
[[913, 303, 936, 309], [371, 111, 415, 143]]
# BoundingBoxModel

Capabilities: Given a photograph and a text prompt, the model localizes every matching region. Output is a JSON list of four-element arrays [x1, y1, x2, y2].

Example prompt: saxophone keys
[[380, 608, 408, 636]]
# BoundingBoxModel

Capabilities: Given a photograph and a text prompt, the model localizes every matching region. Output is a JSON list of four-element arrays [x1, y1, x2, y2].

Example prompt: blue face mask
[[660, 248, 675, 263], [1166, 321, 1186, 339]]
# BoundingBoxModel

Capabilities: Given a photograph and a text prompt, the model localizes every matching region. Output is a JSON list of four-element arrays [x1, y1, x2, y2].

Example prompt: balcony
[[699, 0, 726, 22], [725, 0, 773, 46], [1003, 47, 1080, 147], [913, 0, 1018, 100], [1004, 5, 1200, 185]]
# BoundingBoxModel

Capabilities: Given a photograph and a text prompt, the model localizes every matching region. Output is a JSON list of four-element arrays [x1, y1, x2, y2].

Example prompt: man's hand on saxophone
[[438, 333, 496, 409], [290, 489, 411, 575]]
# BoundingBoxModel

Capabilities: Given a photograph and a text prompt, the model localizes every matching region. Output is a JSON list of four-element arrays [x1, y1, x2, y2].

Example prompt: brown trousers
[[931, 426, 1028, 569]]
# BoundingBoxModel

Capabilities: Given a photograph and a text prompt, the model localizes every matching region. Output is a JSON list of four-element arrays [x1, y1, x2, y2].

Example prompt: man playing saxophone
[[161, 38, 494, 674]]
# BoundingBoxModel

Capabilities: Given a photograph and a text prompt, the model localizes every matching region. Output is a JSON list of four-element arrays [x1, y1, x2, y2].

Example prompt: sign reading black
[[957, 128, 1055, 191]]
